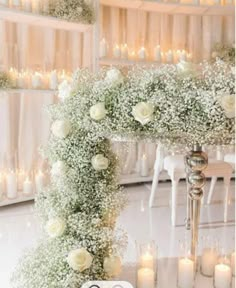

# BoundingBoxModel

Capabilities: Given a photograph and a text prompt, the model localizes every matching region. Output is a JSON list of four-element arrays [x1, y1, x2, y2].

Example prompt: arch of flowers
[[13, 60, 234, 287]]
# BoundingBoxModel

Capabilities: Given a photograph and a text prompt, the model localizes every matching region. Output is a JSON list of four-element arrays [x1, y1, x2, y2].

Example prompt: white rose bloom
[[92, 154, 109, 171], [45, 218, 66, 238], [90, 103, 107, 121], [58, 80, 72, 102], [132, 102, 154, 125], [67, 248, 93, 272], [51, 120, 71, 139], [220, 94, 235, 118], [51, 161, 67, 176], [105, 68, 124, 86], [104, 256, 122, 277]]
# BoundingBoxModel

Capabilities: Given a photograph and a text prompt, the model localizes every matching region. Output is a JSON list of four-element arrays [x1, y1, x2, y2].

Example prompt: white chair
[[149, 146, 234, 226]]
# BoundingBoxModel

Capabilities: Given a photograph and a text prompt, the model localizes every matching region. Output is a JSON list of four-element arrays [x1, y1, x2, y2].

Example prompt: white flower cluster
[[12, 61, 234, 288], [0, 71, 12, 89]]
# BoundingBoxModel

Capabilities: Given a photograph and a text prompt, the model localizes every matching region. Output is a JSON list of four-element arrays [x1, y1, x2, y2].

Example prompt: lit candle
[[113, 44, 121, 59], [178, 257, 194, 288], [32, 72, 43, 89], [99, 38, 108, 58], [129, 51, 136, 61], [214, 263, 232, 288], [231, 252, 235, 277], [17, 169, 25, 190], [6, 170, 17, 199], [22, 0, 31, 11], [187, 53, 193, 62], [201, 248, 218, 277], [49, 70, 58, 90], [9, 68, 17, 87], [179, 50, 187, 62], [166, 50, 173, 63], [138, 47, 147, 60], [17, 72, 25, 89], [35, 170, 45, 193], [0, 173, 4, 201], [23, 177, 33, 196], [121, 44, 128, 59], [154, 45, 162, 62], [140, 154, 149, 177], [141, 251, 154, 269], [137, 268, 155, 288]]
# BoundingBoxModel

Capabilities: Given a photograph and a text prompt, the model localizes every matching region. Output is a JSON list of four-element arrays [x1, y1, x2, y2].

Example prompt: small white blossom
[[51, 120, 71, 139], [67, 248, 93, 272], [58, 80, 72, 102], [51, 161, 67, 176], [90, 103, 107, 121], [105, 68, 124, 86], [132, 102, 154, 125], [45, 218, 66, 238], [220, 93, 235, 118], [92, 154, 109, 171]]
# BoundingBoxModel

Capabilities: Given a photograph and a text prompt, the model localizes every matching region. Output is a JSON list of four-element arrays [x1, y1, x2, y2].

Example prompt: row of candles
[[0, 169, 47, 201], [7, 68, 71, 90], [99, 39, 192, 63], [137, 241, 235, 288], [0, 0, 49, 14]]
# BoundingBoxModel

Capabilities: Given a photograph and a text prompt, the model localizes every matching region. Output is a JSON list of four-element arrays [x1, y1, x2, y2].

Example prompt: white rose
[[51, 120, 71, 139], [105, 68, 124, 86], [51, 161, 67, 176], [104, 256, 122, 277], [92, 154, 109, 171], [45, 218, 66, 238], [132, 102, 154, 125], [177, 60, 196, 74], [58, 80, 72, 102], [67, 248, 93, 272], [90, 103, 107, 121], [220, 94, 235, 118]]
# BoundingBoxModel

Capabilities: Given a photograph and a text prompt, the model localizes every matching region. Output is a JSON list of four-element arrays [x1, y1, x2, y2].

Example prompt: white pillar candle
[[35, 170, 45, 193], [231, 252, 235, 276], [121, 44, 128, 59], [154, 45, 162, 62], [129, 51, 136, 61], [113, 44, 121, 59], [214, 264, 232, 288], [9, 68, 17, 87], [22, 0, 31, 11], [23, 178, 33, 196], [166, 50, 173, 63], [42, 0, 49, 13], [137, 268, 155, 288], [201, 248, 218, 276], [49, 70, 58, 90], [0, 174, 4, 201], [17, 170, 25, 190], [141, 251, 154, 269], [140, 154, 149, 177], [6, 171, 17, 199], [32, 72, 43, 89], [99, 38, 108, 58], [179, 50, 187, 62], [17, 73, 25, 89], [178, 258, 194, 288], [138, 47, 147, 60]]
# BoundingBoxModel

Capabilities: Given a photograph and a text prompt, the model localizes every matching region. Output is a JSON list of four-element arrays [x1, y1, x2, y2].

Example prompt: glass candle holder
[[214, 254, 232, 288], [136, 241, 158, 288], [177, 241, 195, 288], [200, 236, 219, 277]]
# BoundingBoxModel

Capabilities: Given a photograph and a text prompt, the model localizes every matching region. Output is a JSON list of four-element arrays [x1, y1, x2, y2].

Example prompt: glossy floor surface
[[0, 180, 235, 287]]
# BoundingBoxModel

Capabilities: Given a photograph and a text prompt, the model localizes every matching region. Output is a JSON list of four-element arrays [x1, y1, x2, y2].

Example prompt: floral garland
[[0, 71, 12, 89], [12, 60, 235, 287], [45, 0, 95, 24], [211, 43, 235, 66]]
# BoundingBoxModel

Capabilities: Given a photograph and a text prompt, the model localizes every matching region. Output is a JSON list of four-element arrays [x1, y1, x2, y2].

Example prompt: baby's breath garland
[[0, 71, 12, 89], [12, 60, 234, 287]]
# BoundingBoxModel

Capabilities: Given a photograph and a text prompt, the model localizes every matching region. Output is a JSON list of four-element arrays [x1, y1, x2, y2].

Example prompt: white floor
[[0, 180, 235, 288]]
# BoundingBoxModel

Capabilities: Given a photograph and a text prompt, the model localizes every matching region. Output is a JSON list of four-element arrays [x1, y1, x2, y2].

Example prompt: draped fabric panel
[[0, 21, 94, 71], [100, 6, 235, 62]]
